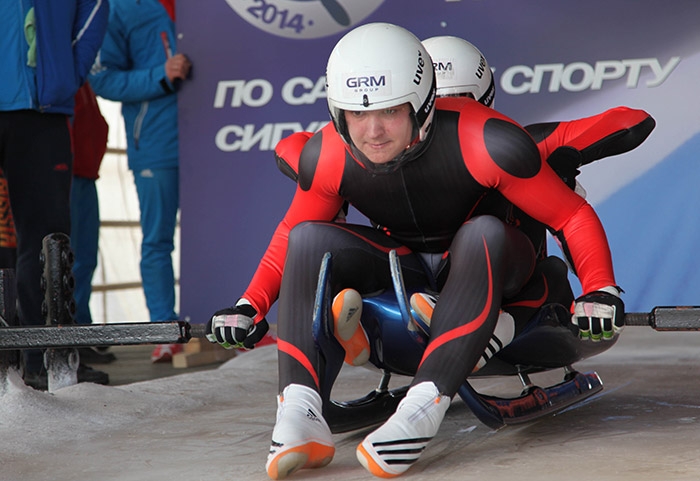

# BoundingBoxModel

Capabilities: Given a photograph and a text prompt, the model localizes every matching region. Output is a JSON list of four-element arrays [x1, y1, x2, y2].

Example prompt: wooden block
[[183, 337, 215, 354], [172, 344, 237, 368]]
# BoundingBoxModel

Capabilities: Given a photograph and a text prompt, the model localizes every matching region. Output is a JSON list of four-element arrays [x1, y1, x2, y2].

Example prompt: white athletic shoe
[[356, 381, 450, 477], [332, 288, 370, 366], [265, 384, 335, 480]]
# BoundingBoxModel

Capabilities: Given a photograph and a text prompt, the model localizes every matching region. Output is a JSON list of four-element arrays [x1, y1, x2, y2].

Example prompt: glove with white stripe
[[572, 286, 624, 342], [206, 299, 269, 349]]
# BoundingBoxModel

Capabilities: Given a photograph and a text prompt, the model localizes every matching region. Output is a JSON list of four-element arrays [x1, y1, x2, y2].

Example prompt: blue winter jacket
[[89, 0, 180, 171], [0, 0, 109, 115]]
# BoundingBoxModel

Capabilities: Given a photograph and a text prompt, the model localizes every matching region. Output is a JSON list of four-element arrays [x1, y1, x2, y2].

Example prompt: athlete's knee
[[288, 221, 317, 242], [447, 216, 510, 282], [453, 215, 509, 253], [541, 255, 569, 278], [287, 222, 331, 253], [455, 216, 535, 293]]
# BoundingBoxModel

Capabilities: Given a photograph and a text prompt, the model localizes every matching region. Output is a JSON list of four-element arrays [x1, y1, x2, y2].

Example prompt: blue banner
[[177, 0, 700, 323]]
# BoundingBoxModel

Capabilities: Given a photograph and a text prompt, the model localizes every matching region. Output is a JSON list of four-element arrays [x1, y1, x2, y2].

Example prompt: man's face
[[344, 103, 414, 165]]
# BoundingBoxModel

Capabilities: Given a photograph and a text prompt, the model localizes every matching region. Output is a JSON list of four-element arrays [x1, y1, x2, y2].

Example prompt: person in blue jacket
[[0, 0, 109, 390], [89, 0, 192, 363]]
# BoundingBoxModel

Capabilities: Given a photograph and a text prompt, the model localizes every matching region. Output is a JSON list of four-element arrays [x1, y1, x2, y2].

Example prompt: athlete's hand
[[572, 286, 624, 341], [206, 300, 269, 349]]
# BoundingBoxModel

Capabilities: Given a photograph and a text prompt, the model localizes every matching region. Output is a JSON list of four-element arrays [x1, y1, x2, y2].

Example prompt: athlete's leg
[[276, 221, 426, 391], [358, 215, 536, 477], [503, 254, 575, 334], [415, 215, 535, 393], [269, 221, 426, 479]]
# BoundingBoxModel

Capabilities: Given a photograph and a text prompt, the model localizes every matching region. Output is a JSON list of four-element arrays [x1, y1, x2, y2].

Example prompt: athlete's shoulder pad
[[484, 118, 541, 179], [298, 131, 324, 191], [275, 131, 313, 182]]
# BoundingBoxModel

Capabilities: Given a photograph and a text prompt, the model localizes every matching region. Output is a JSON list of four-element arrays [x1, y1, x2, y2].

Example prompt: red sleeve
[[457, 105, 616, 293], [530, 106, 653, 162], [242, 126, 346, 320]]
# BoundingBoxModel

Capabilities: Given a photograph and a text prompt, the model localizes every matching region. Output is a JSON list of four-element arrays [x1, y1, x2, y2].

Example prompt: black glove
[[206, 302, 269, 349], [572, 287, 625, 341], [546, 146, 582, 190]]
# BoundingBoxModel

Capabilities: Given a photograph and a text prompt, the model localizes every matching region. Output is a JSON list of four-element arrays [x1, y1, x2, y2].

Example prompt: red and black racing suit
[[274, 105, 654, 349], [472, 107, 655, 322], [246, 98, 651, 397]]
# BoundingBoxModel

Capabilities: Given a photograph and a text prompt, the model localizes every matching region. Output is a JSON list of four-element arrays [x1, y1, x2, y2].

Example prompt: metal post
[[41, 233, 79, 392], [0, 268, 18, 395]]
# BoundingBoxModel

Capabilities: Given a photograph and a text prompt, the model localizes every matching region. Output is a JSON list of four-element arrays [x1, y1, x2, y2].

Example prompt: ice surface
[[3, 330, 700, 481]]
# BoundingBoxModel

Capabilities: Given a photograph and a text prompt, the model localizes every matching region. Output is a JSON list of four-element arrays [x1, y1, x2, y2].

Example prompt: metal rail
[[0, 321, 208, 350], [624, 306, 700, 330], [0, 307, 699, 351]]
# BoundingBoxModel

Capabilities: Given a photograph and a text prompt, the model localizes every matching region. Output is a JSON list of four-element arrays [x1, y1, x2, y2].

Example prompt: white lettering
[[621, 58, 646, 88], [591, 60, 627, 90], [215, 121, 329, 152], [213, 79, 273, 108], [214, 124, 271, 151], [533, 64, 564, 93], [214, 80, 243, 108], [560, 62, 594, 92], [638, 56, 681, 87], [621, 58, 681, 88], [215, 124, 243, 151], [272, 123, 305, 147], [281, 76, 327, 105], [500, 57, 681, 94], [500, 65, 533, 95]]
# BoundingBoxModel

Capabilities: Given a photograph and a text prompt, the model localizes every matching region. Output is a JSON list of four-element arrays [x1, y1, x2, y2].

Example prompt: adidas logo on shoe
[[409, 292, 515, 372], [474, 310, 514, 372], [356, 382, 451, 477], [266, 384, 335, 480]]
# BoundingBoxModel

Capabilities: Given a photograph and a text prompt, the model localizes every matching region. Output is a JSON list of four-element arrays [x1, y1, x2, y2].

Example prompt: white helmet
[[326, 23, 436, 170], [422, 36, 495, 107]]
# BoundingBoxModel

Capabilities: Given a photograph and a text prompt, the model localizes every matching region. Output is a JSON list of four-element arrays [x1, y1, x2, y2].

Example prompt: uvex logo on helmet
[[413, 50, 426, 86], [475, 55, 487, 79]]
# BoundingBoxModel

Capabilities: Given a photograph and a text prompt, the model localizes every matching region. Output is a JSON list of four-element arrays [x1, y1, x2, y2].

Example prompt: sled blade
[[458, 370, 603, 429]]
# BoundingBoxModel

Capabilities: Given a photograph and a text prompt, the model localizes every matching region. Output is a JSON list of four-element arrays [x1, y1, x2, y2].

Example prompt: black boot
[[77, 363, 110, 385], [78, 346, 117, 364]]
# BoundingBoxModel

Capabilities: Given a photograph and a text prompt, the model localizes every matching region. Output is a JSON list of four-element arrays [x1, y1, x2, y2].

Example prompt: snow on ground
[[3, 329, 700, 481]]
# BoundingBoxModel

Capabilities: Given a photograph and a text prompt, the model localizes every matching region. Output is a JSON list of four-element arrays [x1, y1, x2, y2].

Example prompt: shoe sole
[[266, 442, 334, 480], [332, 289, 370, 366], [409, 293, 435, 332], [356, 441, 403, 478]]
